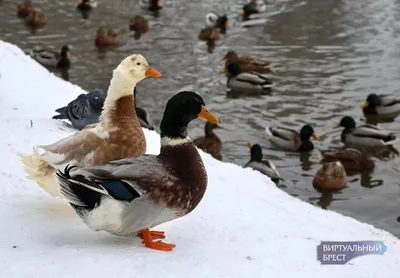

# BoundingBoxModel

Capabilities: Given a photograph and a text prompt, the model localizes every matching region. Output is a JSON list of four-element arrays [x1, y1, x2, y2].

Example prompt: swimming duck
[[265, 125, 319, 152], [56, 91, 220, 252], [52, 89, 106, 130], [205, 13, 229, 34], [313, 161, 347, 191], [320, 148, 375, 171], [193, 122, 222, 160], [241, 0, 267, 20], [198, 27, 221, 42], [226, 63, 273, 94], [95, 27, 120, 47], [129, 15, 149, 33], [244, 143, 281, 184], [25, 11, 46, 27], [362, 93, 400, 118], [223, 50, 274, 74], [29, 45, 71, 69], [77, 0, 98, 11], [335, 116, 398, 149], [19, 54, 161, 197], [140, 0, 162, 10], [16, 0, 35, 17]]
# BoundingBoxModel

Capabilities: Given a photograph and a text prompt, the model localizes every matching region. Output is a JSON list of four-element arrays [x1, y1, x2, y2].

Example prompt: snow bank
[[0, 40, 399, 278]]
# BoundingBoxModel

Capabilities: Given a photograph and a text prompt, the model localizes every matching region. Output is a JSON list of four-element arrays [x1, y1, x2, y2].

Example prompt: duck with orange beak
[[56, 91, 219, 252]]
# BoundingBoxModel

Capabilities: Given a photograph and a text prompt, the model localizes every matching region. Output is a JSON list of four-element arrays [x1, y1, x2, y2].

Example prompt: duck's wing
[[235, 72, 272, 86], [381, 95, 400, 107], [245, 160, 281, 180], [267, 126, 299, 141], [352, 125, 394, 140], [56, 155, 176, 205]]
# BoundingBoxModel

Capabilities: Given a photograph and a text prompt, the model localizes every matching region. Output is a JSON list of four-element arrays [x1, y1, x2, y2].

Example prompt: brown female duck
[[320, 148, 375, 171], [313, 161, 347, 191], [193, 122, 222, 160], [16, 0, 35, 17], [95, 27, 120, 47], [223, 50, 274, 74], [25, 11, 46, 27], [56, 91, 219, 252]]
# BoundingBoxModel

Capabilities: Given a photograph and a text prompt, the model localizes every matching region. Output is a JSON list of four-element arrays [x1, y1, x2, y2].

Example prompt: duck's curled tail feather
[[18, 147, 60, 197]]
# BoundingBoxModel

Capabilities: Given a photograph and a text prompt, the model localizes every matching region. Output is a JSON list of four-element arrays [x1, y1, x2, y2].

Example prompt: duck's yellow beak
[[361, 101, 369, 108], [77, 0, 83, 4], [220, 67, 227, 73], [156, 0, 162, 8], [145, 67, 162, 77], [248, 142, 253, 149], [225, 21, 230, 28], [66, 51, 70, 57], [312, 133, 319, 140], [198, 105, 219, 124], [240, 10, 245, 16], [334, 124, 340, 128], [131, 20, 136, 25]]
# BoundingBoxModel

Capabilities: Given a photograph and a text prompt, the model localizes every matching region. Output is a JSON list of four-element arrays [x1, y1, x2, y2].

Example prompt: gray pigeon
[[52, 88, 155, 131], [52, 89, 106, 130]]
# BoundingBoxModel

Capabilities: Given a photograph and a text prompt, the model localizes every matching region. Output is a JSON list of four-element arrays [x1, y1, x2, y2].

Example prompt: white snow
[[0, 40, 399, 277]]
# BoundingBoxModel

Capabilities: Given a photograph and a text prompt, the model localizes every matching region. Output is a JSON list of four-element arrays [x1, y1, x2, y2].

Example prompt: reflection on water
[[1, 0, 400, 237]]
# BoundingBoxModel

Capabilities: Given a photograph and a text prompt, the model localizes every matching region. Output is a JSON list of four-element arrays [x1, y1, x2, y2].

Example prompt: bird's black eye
[[137, 62, 141, 65]]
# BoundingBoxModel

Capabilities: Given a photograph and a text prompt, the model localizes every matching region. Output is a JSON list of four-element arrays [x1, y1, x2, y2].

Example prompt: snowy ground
[[0, 40, 399, 278]]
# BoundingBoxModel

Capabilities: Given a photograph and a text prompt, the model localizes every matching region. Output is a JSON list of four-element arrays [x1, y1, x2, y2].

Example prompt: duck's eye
[[137, 62, 141, 65]]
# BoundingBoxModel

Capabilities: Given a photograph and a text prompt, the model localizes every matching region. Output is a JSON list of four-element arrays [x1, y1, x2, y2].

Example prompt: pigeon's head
[[87, 89, 106, 110]]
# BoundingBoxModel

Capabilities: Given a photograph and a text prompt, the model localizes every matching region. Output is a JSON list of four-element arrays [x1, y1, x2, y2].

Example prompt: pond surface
[[1, 0, 399, 237]]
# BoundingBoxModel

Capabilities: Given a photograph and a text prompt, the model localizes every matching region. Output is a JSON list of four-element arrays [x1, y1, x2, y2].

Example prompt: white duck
[[19, 54, 161, 197]]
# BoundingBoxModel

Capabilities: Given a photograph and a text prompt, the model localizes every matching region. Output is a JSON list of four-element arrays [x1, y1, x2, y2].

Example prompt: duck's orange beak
[[361, 101, 369, 108], [312, 133, 319, 140], [334, 124, 340, 128], [145, 67, 161, 77], [248, 142, 253, 149], [198, 105, 219, 124]]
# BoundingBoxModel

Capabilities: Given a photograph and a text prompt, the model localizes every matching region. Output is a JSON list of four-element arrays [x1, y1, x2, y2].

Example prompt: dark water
[[1, 0, 399, 237]]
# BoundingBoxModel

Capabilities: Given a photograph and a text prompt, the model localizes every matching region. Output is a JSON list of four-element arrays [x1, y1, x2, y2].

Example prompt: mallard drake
[[140, 0, 162, 10], [16, 0, 35, 17], [244, 143, 281, 184], [320, 148, 375, 171], [19, 54, 161, 197], [193, 122, 222, 160], [223, 50, 274, 74], [52, 89, 106, 130], [29, 45, 71, 69], [77, 0, 98, 11], [226, 63, 273, 94], [313, 161, 347, 191], [335, 116, 398, 148], [55, 91, 219, 252], [241, 0, 267, 20], [95, 27, 120, 47], [265, 125, 319, 152], [362, 93, 400, 118], [205, 12, 229, 34], [25, 11, 46, 27], [129, 15, 149, 33]]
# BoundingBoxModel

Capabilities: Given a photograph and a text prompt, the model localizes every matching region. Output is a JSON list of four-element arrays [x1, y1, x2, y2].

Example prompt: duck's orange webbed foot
[[137, 230, 165, 240], [139, 228, 175, 252]]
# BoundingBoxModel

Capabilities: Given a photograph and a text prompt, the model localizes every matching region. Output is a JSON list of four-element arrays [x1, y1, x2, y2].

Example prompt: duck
[[25, 11, 46, 27], [133, 87, 155, 130], [55, 91, 220, 252], [129, 15, 149, 33], [335, 116, 398, 149], [52, 89, 106, 130], [95, 27, 120, 47], [362, 93, 400, 118], [198, 27, 221, 42], [313, 161, 347, 191], [225, 63, 273, 94], [319, 148, 375, 171], [77, 0, 98, 11], [205, 12, 229, 34], [193, 122, 222, 160], [223, 50, 274, 74], [265, 124, 319, 152], [140, 0, 162, 10], [241, 0, 267, 20], [244, 143, 281, 184], [19, 54, 161, 197], [29, 45, 71, 69], [16, 0, 35, 18]]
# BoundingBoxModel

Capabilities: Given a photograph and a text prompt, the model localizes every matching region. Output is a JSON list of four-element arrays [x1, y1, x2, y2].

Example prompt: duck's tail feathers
[[262, 82, 274, 89], [265, 126, 273, 137], [18, 147, 60, 197], [264, 63, 276, 73], [383, 135, 398, 145]]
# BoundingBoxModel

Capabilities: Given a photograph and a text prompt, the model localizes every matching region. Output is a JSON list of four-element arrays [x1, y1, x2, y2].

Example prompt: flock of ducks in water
[[15, 0, 400, 193]]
